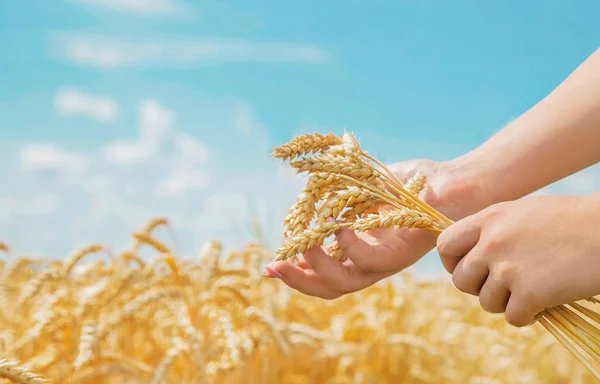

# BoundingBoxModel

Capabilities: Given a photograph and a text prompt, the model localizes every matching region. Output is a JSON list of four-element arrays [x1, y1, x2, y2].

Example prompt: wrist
[[422, 159, 494, 221], [442, 153, 515, 207]]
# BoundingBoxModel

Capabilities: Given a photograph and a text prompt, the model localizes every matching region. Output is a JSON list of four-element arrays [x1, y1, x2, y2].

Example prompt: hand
[[436, 193, 600, 327], [263, 158, 487, 300]]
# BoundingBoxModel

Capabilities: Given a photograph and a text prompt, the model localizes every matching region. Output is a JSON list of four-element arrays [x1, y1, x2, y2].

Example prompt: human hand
[[436, 193, 600, 327], [263, 158, 487, 299]]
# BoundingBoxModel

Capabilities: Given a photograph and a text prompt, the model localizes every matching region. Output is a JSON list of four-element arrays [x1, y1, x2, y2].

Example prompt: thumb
[[436, 214, 482, 273]]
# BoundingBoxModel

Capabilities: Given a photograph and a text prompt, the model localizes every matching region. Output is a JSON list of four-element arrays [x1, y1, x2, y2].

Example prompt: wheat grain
[[290, 154, 379, 180], [350, 208, 440, 232], [0, 358, 48, 384], [272, 133, 342, 160], [64, 245, 104, 276], [143, 217, 169, 235], [17, 268, 61, 305], [328, 243, 346, 262], [283, 172, 340, 237], [405, 172, 427, 196], [275, 222, 341, 261], [132, 233, 170, 254], [151, 339, 186, 384], [73, 320, 96, 370], [340, 198, 378, 220], [317, 186, 371, 222]]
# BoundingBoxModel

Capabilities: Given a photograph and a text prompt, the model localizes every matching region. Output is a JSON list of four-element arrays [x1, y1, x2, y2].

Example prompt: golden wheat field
[[0, 217, 596, 384]]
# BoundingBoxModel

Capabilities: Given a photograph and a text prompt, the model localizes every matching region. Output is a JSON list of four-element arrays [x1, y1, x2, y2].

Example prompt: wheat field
[[0, 218, 595, 384]]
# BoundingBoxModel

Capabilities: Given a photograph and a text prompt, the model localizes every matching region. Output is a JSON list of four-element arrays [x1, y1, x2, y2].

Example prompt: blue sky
[[0, 1, 599, 275]]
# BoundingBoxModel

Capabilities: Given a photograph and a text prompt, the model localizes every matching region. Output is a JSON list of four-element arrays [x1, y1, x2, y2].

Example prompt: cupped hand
[[437, 193, 600, 327], [263, 158, 485, 300]]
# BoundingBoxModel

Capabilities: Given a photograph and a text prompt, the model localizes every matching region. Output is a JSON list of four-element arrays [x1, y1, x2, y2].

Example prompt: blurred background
[[1, 0, 599, 277]]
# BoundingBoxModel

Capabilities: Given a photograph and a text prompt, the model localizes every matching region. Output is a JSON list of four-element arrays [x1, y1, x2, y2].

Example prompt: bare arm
[[449, 47, 600, 206]]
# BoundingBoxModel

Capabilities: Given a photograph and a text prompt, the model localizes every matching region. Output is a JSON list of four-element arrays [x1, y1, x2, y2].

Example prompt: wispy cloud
[[106, 99, 174, 164], [20, 144, 89, 173], [156, 133, 210, 198], [234, 104, 263, 137], [156, 168, 210, 198], [55, 87, 119, 123], [190, 192, 250, 232], [66, 0, 180, 15], [0, 194, 61, 221], [60, 37, 331, 68]]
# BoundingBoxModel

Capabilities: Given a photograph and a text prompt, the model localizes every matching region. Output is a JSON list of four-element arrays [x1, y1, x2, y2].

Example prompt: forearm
[[449, 47, 600, 206]]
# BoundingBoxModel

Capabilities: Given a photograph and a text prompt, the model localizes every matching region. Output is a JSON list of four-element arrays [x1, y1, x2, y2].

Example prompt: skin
[[437, 193, 600, 327], [264, 47, 600, 325]]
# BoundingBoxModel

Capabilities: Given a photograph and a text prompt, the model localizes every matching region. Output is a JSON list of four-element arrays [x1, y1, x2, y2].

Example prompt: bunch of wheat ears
[[272, 131, 600, 380]]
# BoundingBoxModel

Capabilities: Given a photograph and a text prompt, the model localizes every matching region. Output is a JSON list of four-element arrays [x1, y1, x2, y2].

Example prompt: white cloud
[[156, 168, 210, 198], [55, 87, 119, 123], [106, 99, 174, 164], [20, 144, 89, 173], [24, 195, 62, 216], [234, 104, 263, 136], [74, 182, 188, 240], [101, 98, 210, 198], [0, 194, 61, 221], [156, 133, 210, 198], [173, 133, 209, 164], [62, 37, 331, 69], [192, 192, 250, 232], [276, 163, 305, 182], [82, 175, 113, 195], [67, 0, 179, 15]]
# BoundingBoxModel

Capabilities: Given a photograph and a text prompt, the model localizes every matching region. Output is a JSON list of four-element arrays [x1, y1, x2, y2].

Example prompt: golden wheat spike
[[0, 358, 49, 384], [143, 217, 169, 234], [272, 133, 342, 160], [64, 244, 104, 276], [133, 232, 171, 253]]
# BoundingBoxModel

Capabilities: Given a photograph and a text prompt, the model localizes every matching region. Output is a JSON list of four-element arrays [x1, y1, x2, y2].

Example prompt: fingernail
[[265, 266, 283, 279], [327, 217, 337, 223], [262, 269, 275, 278]]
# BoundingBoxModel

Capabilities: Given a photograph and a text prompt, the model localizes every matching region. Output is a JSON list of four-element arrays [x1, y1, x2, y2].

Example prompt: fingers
[[436, 214, 482, 273], [336, 225, 434, 273], [264, 260, 341, 300], [452, 252, 489, 296], [478, 275, 511, 314], [505, 292, 545, 327], [302, 245, 355, 293], [332, 227, 375, 270], [264, 243, 362, 299], [295, 254, 312, 270]]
